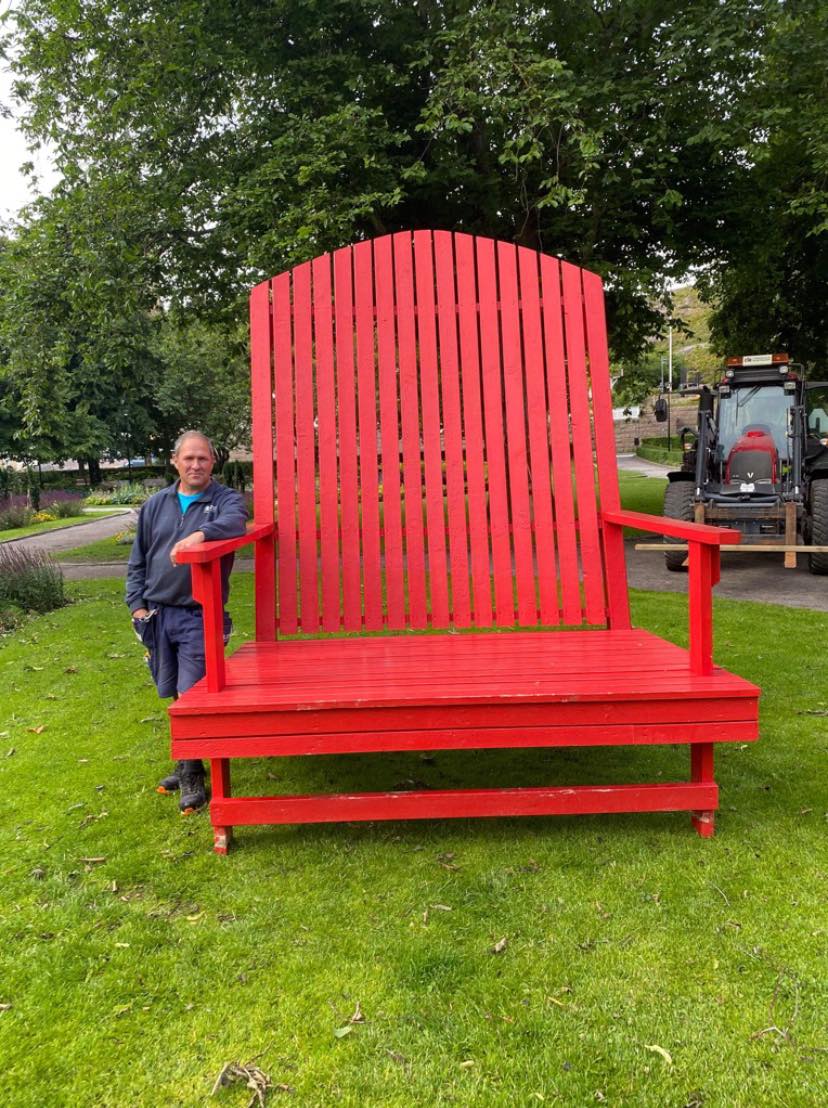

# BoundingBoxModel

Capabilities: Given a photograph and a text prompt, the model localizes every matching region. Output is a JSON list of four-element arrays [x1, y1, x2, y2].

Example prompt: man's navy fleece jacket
[[125, 480, 248, 612]]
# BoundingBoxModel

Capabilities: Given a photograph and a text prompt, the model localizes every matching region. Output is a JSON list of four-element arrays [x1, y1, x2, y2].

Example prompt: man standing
[[126, 431, 247, 812]]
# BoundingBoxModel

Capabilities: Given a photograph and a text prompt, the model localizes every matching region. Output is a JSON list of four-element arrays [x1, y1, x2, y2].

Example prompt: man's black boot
[[179, 760, 208, 813], [157, 762, 183, 794]]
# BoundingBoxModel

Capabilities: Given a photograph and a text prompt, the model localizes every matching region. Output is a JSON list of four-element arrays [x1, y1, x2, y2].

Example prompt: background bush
[[0, 546, 65, 617], [0, 505, 34, 530], [85, 484, 150, 506]]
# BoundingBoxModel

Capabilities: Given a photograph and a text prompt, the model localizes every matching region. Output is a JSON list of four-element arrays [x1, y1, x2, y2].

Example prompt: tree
[[2, 0, 778, 365], [700, 1, 828, 369]]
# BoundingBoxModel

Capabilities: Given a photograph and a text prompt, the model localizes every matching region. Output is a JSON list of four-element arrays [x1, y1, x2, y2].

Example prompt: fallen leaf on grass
[[106, 652, 125, 659], [115, 942, 130, 948], [211, 1062, 272, 1105], [333, 1025, 353, 1039], [491, 937, 508, 954], [79, 856, 107, 865], [30, 867, 45, 880], [23, 664, 44, 672], [349, 1001, 365, 1024], [186, 912, 204, 923], [644, 1044, 673, 1065], [387, 1050, 408, 1066], [139, 716, 161, 723], [27, 725, 46, 734], [0, 1004, 11, 1013], [459, 1060, 475, 1069], [6, 748, 15, 758], [430, 903, 452, 912], [64, 666, 78, 674]]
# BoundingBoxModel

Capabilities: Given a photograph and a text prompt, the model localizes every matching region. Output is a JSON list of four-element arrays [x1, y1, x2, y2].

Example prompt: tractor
[[662, 354, 828, 573]]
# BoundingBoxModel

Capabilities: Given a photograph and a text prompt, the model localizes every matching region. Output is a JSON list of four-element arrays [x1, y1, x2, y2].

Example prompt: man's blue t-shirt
[[177, 490, 204, 514]]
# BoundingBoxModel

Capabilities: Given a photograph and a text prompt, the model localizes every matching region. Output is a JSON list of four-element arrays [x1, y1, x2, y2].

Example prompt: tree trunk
[[85, 457, 102, 487]]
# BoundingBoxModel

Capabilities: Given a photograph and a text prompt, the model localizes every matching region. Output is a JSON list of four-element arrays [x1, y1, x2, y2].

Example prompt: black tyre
[[808, 479, 828, 575], [663, 481, 695, 572]]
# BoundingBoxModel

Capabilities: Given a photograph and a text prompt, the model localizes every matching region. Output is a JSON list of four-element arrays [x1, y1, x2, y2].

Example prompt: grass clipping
[[211, 1060, 274, 1105]]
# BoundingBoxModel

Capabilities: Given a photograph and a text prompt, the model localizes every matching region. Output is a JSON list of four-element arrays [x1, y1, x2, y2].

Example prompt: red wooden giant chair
[[171, 231, 759, 853]]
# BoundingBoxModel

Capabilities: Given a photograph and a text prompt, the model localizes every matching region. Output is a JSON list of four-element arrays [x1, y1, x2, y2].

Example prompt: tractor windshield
[[806, 385, 828, 436], [717, 385, 792, 459]]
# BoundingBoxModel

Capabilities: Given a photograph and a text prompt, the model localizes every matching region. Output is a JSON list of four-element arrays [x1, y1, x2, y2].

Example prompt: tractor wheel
[[663, 481, 695, 572], [808, 480, 828, 575]]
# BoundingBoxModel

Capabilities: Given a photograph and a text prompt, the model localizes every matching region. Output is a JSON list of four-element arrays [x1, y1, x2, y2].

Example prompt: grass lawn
[[58, 475, 668, 564], [0, 512, 123, 544], [1, 576, 826, 1105]]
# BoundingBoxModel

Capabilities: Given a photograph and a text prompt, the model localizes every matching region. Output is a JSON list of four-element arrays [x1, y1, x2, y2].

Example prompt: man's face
[[172, 437, 214, 493]]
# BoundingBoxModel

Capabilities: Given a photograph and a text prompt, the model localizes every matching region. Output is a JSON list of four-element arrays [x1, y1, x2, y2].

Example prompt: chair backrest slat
[[254, 231, 628, 635]]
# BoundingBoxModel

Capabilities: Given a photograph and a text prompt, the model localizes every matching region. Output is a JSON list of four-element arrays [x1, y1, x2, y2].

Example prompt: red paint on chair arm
[[175, 522, 275, 563], [601, 510, 741, 545]]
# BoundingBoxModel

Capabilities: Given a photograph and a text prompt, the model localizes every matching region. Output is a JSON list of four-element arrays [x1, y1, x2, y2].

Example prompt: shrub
[[0, 546, 66, 614], [46, 497, 84, 519], [114, 523, 138, 546], [85, 484, 149, 506], [31, 511, 58, 523], [0, 505, 34, 531], [0, 603, 25, 634]]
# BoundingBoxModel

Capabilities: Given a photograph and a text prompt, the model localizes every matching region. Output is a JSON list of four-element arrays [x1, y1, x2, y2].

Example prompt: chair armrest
[[601, 509, 734, 676], [174, 522, 274, 564], [601, 509, 741, 546]]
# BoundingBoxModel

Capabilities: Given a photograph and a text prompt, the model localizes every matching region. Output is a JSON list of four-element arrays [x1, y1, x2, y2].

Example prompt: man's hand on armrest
[[171, 530, 205, 566]]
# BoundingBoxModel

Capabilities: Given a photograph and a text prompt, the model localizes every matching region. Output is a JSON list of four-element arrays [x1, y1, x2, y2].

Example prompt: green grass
[[58, 477, 669, 564], [1, 576, 826, 1105], [59, 534, 139, 563], [0, 511, 125, 544]]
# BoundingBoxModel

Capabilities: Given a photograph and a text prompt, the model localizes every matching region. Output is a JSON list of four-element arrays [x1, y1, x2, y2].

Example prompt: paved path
[[617, 453, 672, 479], [2, 510, 135, 555]]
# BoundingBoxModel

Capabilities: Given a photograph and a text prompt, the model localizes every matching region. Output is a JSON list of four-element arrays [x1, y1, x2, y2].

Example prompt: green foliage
[[0, 0, 774, 367], [0, 504, 34, 530], [220, 459, 248, 491], [0, 544, 65, 614], [636, 440, 685, 466], [700, 1, 828, 368], [85, 483, 149, 506]]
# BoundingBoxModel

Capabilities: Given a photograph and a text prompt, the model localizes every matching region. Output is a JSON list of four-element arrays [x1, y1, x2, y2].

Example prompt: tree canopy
[[0, 0, 824, 466]]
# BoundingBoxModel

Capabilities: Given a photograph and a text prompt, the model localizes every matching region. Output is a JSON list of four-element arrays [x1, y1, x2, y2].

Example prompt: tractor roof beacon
[[663, 354, 828, 573]]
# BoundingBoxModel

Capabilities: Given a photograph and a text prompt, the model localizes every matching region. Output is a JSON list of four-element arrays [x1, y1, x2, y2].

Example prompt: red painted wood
[[477, 237, 515, 625], [540, 255, 581, 624], [333, 246, 362, 630], [249, 280, 276, 640], [354, 241, 383, 629], [518, 246, 559, 625], [293, 262, 319, 632], [312, 254, 341, 632], [455, 233, 493, 627], [498, 241, 537, 626], [434, 231, 471, 626], [173, 720, 757, 761], [691, 742, 716, 836], [562, 261, 605, 624], [210, 232, 762, 847], [175, 523, 274, 562], [393, 233, 428, 628], [602, 509, 742, 544], [414, 231, 450, 626], [272, 272, 298, 633], [172, 682, 757, 735], [190, 561, 226, 692], [210, 758, 233, 852], [374, 235, 406, 629], [210, 781, 719, 827], [582, 270, 630, 630], [169, 630, 759, 716], [689, 543, 714, 675]]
